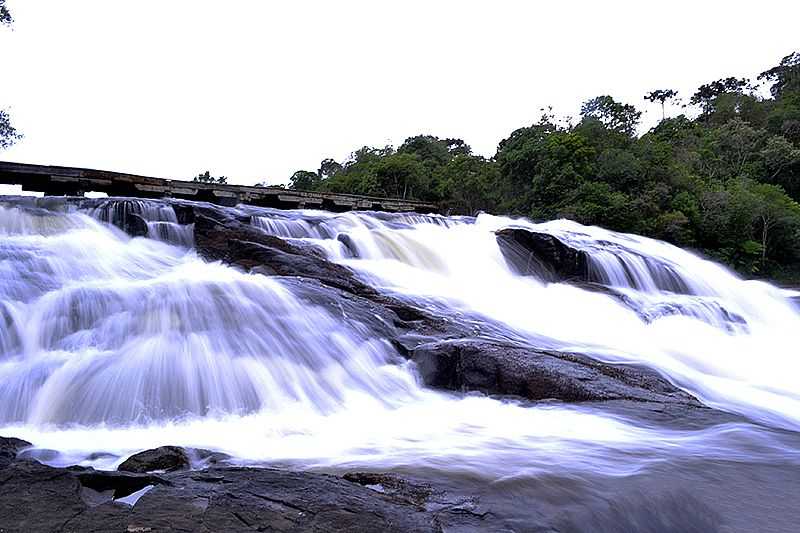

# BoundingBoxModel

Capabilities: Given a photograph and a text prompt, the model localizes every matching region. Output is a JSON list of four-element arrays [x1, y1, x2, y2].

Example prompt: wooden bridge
[[0, 161, 438, 213]]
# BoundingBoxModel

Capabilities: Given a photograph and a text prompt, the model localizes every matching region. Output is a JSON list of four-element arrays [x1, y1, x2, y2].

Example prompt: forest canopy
[[286, 52, 800, 281]]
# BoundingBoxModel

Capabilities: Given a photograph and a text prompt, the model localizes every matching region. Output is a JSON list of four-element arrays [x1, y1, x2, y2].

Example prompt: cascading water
[[247, 208, 800, 431], [1, 197, 800, 485]]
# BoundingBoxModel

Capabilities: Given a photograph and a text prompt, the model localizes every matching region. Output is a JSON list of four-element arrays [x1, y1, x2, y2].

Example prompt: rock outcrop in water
[[191, 203, 470, 342], [0, 443, 489, 533], [117, 445, 192, 473], [495, 227, 589, 281], [412, 339, 699, 405]]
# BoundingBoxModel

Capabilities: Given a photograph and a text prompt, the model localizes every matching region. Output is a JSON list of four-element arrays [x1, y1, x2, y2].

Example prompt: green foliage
[[0, 110, 22, 151], [690, 77, 752, 115], [580, 96, 642, 137], [193, 171, 227, 184], [287, 51, 800, 281], [0, 0, 11, 27], [1, 5, 20, 149], [289, 170, 321, 190], [644, 89, 679, 120], [758, 52, 800, 98]]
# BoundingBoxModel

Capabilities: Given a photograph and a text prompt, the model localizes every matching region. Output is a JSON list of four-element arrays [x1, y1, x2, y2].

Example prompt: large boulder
[[193, 207, 378, 297], [412, 339, 699, 405], [118, 445, 191, 473], [496, 228, 589, 282]]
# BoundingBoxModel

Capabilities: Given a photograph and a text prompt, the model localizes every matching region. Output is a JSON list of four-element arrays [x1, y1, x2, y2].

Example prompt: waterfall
[[249, 210, 800, 431], [89, 199, 195, 247], [1, 198, 799, 479]]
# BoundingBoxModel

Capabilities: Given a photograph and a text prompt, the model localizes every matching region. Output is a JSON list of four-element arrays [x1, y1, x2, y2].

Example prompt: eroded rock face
[[496, 228, 589, 282], [412, 339, 699, 405]]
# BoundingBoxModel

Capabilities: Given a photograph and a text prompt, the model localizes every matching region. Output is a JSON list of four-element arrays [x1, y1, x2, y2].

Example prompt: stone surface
[[496, 227, 589, 281], [412, 339, 700, 405], [0, 436, 30, 469], [0, 453, 474, 533], [118, 445, 191, 473]]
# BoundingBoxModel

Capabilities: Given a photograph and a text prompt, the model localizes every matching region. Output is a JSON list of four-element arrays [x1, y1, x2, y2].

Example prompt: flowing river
[[1, 196, 800, 500]]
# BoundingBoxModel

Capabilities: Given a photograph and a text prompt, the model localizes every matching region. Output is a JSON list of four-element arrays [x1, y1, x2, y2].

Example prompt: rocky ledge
[[412, 339, 699, 405], [0, 439, 493, 533]]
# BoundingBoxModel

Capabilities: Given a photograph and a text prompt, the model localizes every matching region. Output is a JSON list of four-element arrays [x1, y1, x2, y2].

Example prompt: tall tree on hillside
[[690, 77, 751, 114], [580, 96, 642, 137], [758, 51, 800, 98], [644, 89, 679, 121]]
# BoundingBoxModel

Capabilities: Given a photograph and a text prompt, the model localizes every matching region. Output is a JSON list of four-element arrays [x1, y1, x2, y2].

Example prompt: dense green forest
[[287, 53, 800, 281]]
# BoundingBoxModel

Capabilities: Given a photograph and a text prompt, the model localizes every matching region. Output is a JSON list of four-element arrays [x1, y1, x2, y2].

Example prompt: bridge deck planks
[[0, 161, 438, 213]]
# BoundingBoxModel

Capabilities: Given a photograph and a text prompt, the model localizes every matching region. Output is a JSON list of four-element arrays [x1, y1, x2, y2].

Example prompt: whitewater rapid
[[1, 198, 800, 480], [253, 208, 800, 431]]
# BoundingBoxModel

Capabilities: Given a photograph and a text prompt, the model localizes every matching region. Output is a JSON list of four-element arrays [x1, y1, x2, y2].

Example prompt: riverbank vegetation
[[287, 52, 800, 281]]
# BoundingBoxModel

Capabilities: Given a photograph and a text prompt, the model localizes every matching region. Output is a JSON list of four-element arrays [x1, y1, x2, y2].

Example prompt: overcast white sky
[[0, 0, 798, 186]]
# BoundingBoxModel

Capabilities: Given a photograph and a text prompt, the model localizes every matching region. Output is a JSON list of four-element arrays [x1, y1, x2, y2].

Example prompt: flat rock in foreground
[[0, 460, 457, 532]]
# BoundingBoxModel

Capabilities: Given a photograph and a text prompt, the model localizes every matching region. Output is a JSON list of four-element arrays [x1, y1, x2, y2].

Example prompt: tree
[[707, 118, 765, 178], [746, 181, 800, 268], [318, 158, 343, 179], [0, 0, 12, 26], [0, 110, 22, 150], [690, 77, 751, 115], [580, 96, 642, 137], [758, 51, 800, 98], [193, 171, 227, 184], [398, 135, 471, 165], [644, 89, 679, 121], [289, 170, 321, 190], [437, 154, 498, 215], [761, 135, 800, 182]]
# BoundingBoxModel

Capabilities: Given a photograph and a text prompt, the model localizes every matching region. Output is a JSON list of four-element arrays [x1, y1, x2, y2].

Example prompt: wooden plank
[[0, 160, 439, 213]]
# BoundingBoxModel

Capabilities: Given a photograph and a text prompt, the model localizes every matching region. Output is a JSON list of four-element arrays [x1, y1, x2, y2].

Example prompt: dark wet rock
[[193, 206, 466, 342], [16, 447, 62, 464], [0, 436, 30, 468], [496, 227, 589, 282], [412, 339, 699, 405], [124, 212, 149, 238], [189, 448, 232, 468], [337, 232, 359, 257], [194, 207, 378, 297], [76, 468, 169, 498], [118, 445, 191, 473], [343, 472, 434, 508], [0, 460, 90, 532], [0, 455, 465, 533], [593, 399, 743, 429]]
